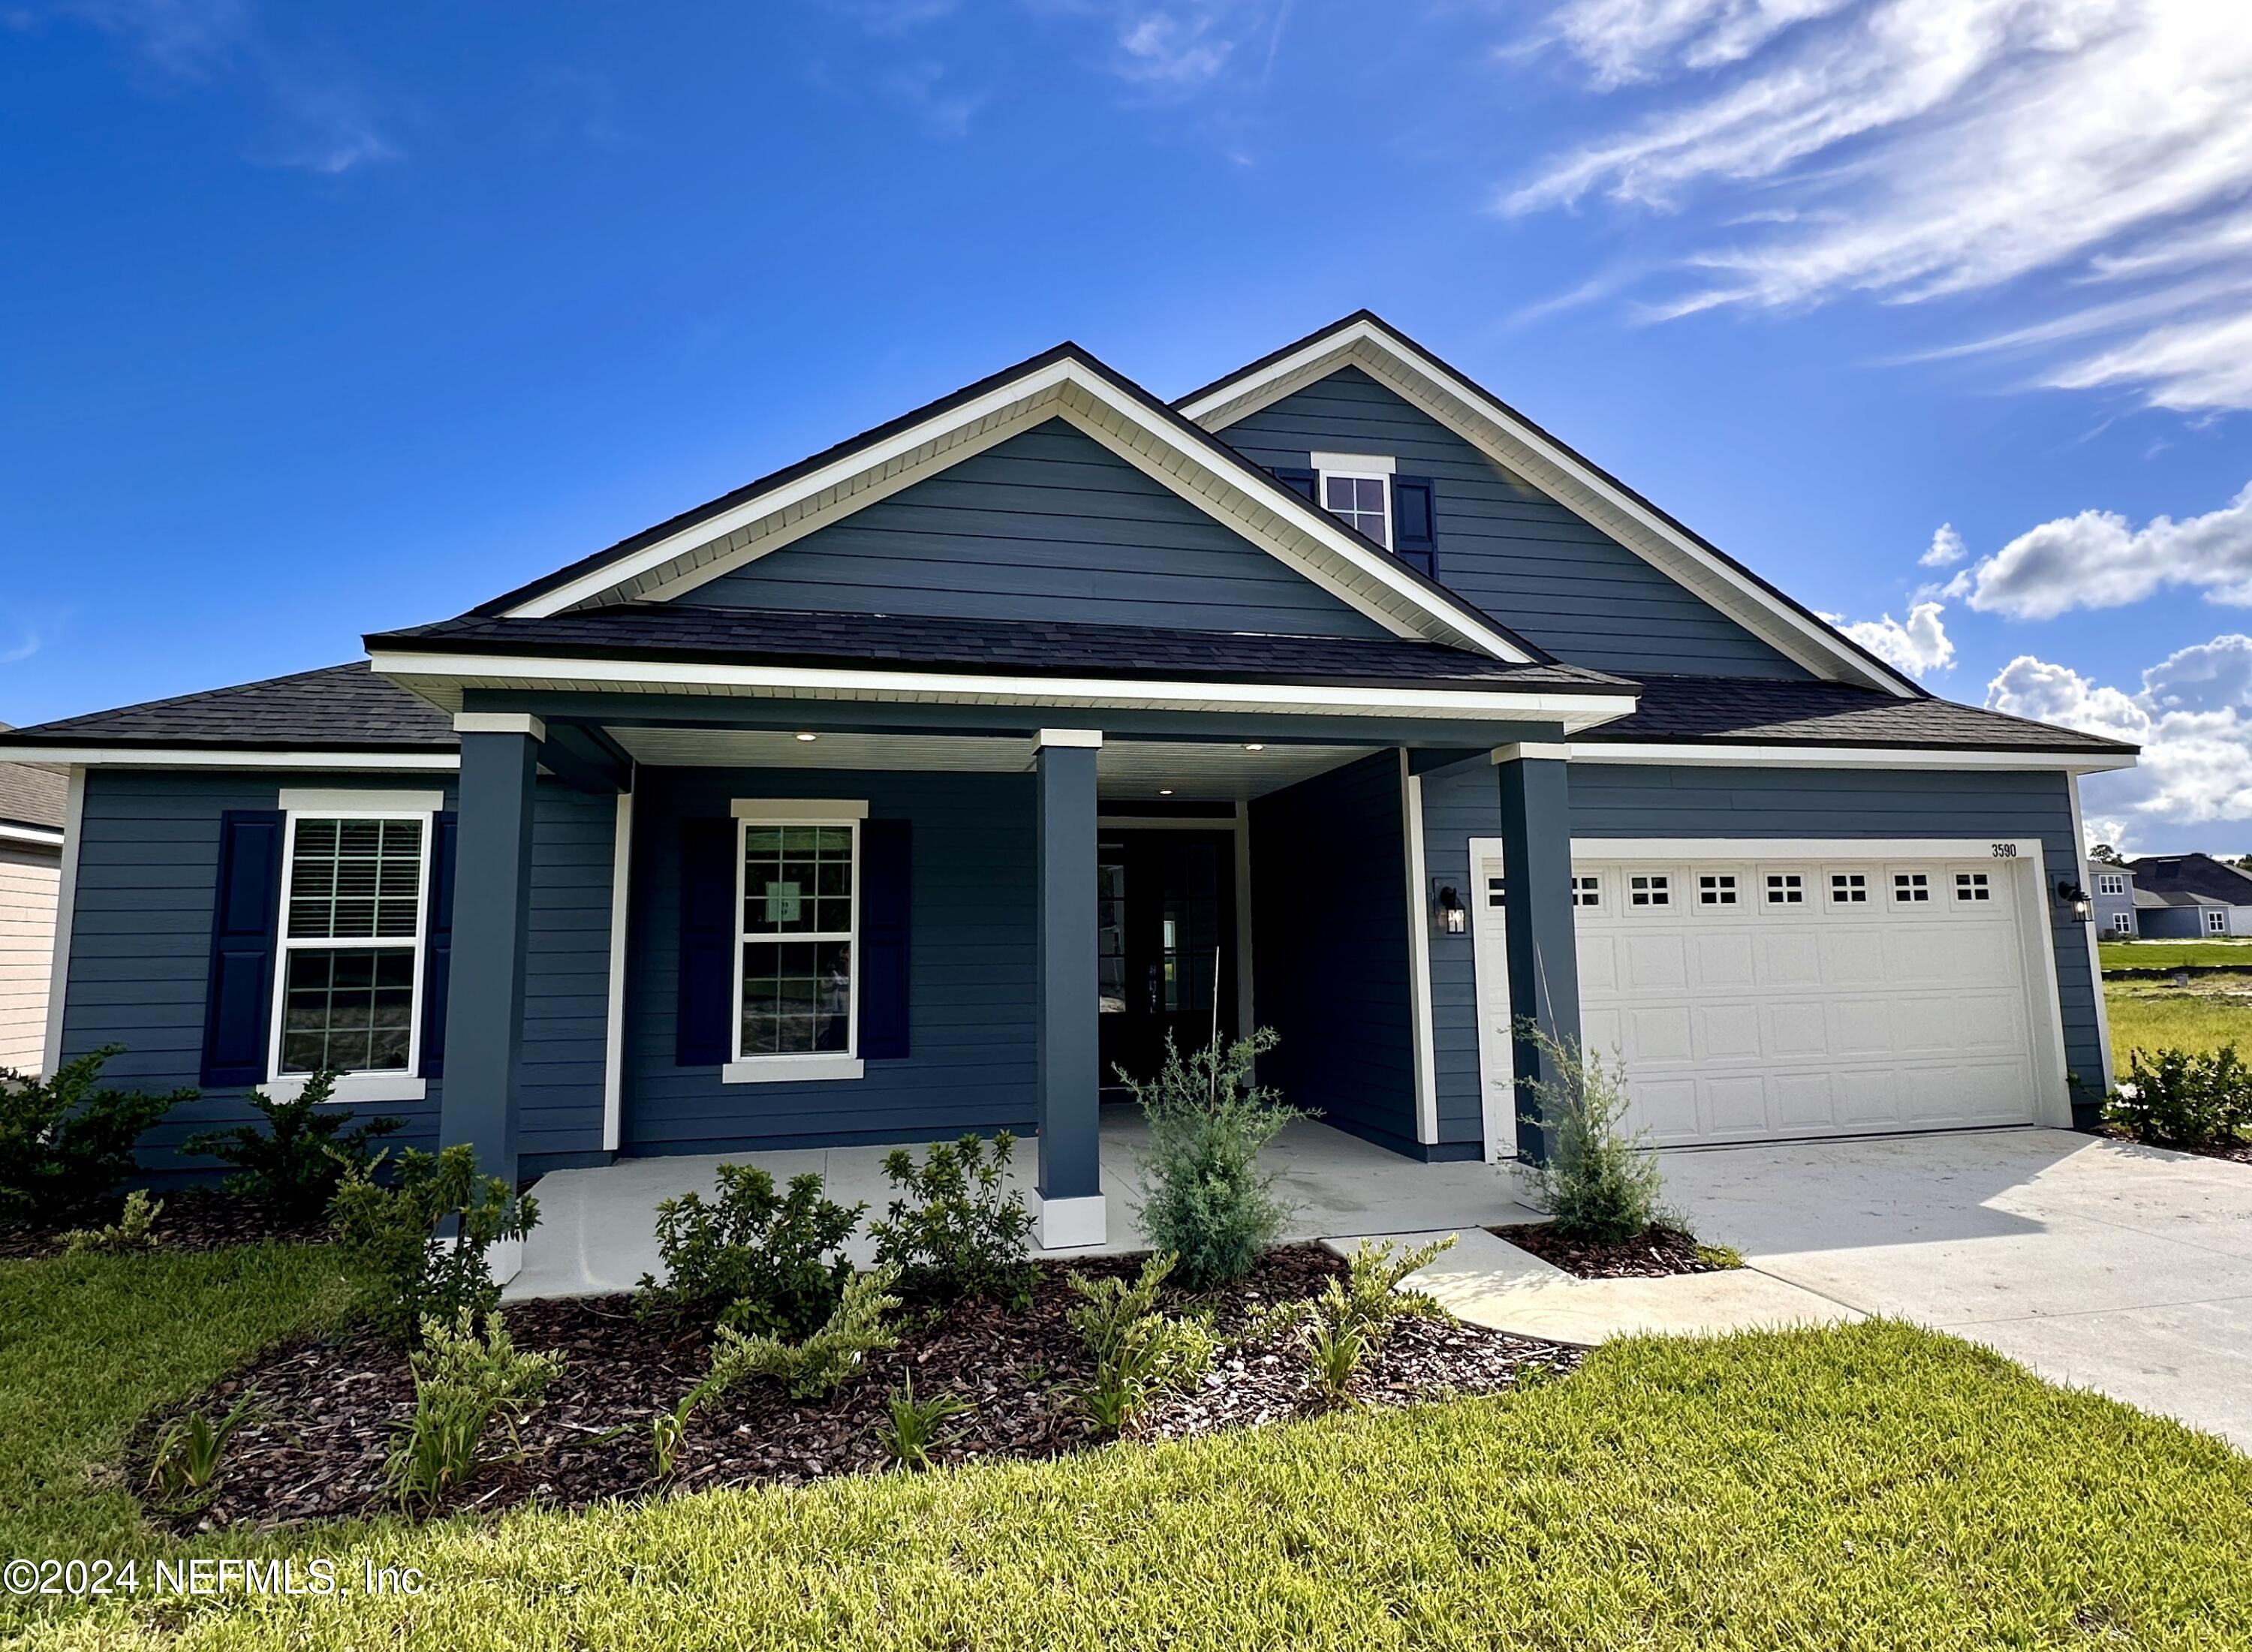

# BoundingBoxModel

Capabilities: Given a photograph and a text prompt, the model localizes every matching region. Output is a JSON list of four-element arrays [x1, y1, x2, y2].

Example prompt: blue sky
[[5, 0, 2249, 850]]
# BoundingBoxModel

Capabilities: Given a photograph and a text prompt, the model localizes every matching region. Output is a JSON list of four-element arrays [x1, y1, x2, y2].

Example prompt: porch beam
[[1033, 727, 1105, 1249], [1495, 748, 1582, 1163]]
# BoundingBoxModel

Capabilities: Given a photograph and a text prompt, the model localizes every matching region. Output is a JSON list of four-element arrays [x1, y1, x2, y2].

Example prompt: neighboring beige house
[[0, 734, 68, 1072]]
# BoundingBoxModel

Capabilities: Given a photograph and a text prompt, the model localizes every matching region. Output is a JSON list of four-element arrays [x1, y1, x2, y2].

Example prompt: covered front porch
[[506, 1113, 1546, 1299]]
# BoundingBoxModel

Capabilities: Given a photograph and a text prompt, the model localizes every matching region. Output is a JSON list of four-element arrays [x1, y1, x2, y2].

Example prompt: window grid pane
[[280, 947, 414, 1074], [740, 940, 853, 1055], [287, 817, 423, 940], [743, 823, 854, 937]]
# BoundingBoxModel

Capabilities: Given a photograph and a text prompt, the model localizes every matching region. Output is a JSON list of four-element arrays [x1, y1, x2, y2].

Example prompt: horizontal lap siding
[[0, 844, 60, 1070], [1219, 367, 1809, 679], [62, 771, 617, 1178], [624, 768, 1037, 1154], [1249, 752, 1419, 1153], [1567, 765, 2108, 1124], [1419, 763, 1504, 1149], [691, 419, 1389, 637]]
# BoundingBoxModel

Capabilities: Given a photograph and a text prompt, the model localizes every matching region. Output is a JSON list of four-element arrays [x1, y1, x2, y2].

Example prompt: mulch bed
[[0, 1186, 332, 1261], [139, 1244, 1579, 1533], [1492, 1222, 1727, 1280], [2095, 1128, 2252, 1166]]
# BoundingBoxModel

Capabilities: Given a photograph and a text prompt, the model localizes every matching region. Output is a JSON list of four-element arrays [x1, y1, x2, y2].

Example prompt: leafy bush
[[146, 1388, 260, 1507], [1519, 1030, 1666, 1242], [2106, 1046, 2252, 1151], [876, 1377, 972, 1471], [1122, 1028, 1303, 1289], [384, 1308, 564, 1513], [0, 1047, 191, 1226], [637, 1163, 863, 1337], [330, 1145, 539, 1347], [705, 1264, 902, 1401], [1245, 1235, 1453, 1408], [59, 1189, 162, 1256], [1067, 1252, 1214, 1436], [180, 1070, 402, 1219], [870, 1133, 1034, 1306]]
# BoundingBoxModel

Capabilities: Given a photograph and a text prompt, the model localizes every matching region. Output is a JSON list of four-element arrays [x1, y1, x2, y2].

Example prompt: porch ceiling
[[605, 725, 1374, 802]]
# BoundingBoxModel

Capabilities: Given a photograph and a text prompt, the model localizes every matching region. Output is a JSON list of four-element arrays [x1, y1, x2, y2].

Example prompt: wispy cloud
[[1503, 0, 2252, 411]]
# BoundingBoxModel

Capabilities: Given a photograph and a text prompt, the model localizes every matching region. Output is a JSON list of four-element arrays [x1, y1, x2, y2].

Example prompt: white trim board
[[1179, 317, 1919, 697], [40, 766, 85, 1076], [1465, 835, 1513, 1163], [0, 822, 62, 848], [602, 786, 634, 1153], [1570, 741, 2136, 773], [1398, 753, 1439, 1146], [2066, 773, 2117, 1090], [501, 355, 1532, 664], [0, 748, 459, 771]]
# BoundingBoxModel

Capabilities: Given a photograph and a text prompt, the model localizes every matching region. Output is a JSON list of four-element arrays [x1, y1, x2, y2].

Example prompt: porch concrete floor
[[507, 1114, 1546, 1302]]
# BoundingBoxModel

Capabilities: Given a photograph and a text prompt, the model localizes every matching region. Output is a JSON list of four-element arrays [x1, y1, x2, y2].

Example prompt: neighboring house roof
[[2124, 853, 2252, 905], [2132, 888, 2170, 909], [1175, 311, 1921, 699], [0, 664, 456, 754], [0, 724, 67, 838], [2139, 889, 2229, 908], [474, 341, 1539, 665], [369, 605, 1630, 694], [1571, 675, 2136, 757]]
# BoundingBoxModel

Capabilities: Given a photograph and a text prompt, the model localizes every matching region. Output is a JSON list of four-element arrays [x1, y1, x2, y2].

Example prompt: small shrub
[[649, 1392, 697, 1481], [1305, 1316, 1367, 1407], [1696, 1242, 1746, 1271], [330, 1145, 539, 1347], [1245, 1235, 1453, 1408], [637, 1163, 863, 1337], [2106, 1046, 2252, 1151], [1067, 1252, 1215, 1436], [705, 1264, 902, 1401], [1519, 1028, 1666, 1242], [875, 1376, 972, 1471], [870, 1133, 1034, 1306], [1122, 1028, 1304, 1289], [60, 1187, 163, 1256], [0, 1047, 191, 1226], [146, 1388, 259, 1506], [181, 1070, 402, 1220], [384, 1308, 564, 1513]]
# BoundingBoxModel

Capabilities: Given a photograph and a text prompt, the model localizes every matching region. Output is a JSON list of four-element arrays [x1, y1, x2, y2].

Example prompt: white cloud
[[1507, 0, 2252, 411], [1838, 599, 1952, 676], [1962, 480, 2252, 619], [1919, 522, 1965, 567], [1986, 637, 2252, 847]]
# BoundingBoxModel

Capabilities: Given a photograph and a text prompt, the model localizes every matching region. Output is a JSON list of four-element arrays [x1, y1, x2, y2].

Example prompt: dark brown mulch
[[2095, 1127, 2252, 1166], [141, 1244, 1579, 1533], [0, 1185, 332, 1260], [1492, 1222, 1727, 1279]]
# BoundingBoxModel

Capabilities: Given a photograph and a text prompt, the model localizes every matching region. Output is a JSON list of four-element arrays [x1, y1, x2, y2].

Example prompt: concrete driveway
[[1660, 1128, 2252, 1451]]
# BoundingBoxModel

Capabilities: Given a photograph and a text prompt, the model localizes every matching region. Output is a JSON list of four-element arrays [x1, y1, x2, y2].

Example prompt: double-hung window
[[270, 791, 438, 1102], [727, 799, 866, 1084]]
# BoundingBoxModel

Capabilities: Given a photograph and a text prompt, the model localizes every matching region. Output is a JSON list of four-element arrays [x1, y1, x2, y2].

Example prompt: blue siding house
[[2, 314, 2139, 1253]]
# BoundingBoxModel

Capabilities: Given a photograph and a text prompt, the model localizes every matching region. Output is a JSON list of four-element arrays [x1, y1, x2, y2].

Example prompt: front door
[[1097, 830, 1237, 1089]]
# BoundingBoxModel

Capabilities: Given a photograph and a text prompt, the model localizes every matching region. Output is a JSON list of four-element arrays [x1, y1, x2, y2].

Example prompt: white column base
[[1034, 1192, 1106, 1250]]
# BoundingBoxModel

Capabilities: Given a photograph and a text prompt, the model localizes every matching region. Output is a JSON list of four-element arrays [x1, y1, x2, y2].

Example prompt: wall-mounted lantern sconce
[[2056, 879, 2091, 920], [1431, 880, 1467, 936]]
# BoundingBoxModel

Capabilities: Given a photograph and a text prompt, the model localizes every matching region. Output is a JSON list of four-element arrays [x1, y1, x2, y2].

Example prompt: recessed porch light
[[1158, 788, 1174, 796], [1244, 743, 1265, 751], [793, 732, 818, 742]]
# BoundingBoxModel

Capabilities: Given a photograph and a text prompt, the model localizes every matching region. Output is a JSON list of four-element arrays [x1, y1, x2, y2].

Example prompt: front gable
[[688, 418, 1391, 638], [1220, 367, 1810, 679]]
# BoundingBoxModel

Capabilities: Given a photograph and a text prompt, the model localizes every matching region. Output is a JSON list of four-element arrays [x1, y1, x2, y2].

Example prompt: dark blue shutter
[[1392, 475, 1437, 579], [860, 819, 911, 1059], [676, 818, 736, 1067], [200, 810, 284, 1087], [1272, 465, 1319, 505], [420, 812, 459, 1079]]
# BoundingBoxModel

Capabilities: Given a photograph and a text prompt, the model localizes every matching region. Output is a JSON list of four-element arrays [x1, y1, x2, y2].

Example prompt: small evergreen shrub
[[705, 1264, 902, 1401], [1066, 1252, 1215, 1436], [384, 1308, 564, 1513], [0, 1047, 191, 1226], [181, 1070, 402, 1219], [1123, 1028, 1304, 1289], [2106, 1046, 2252, 1151], [637, 1163, 863, 1336], [875, 1377, 972, 1471], [59, 1188, 162, 1256], [870, 1133, 1034, 1306], [1519, 1030, 1667, 1242], [330, 1145, 539, 1347], [1244, 1235, 1453, 1408]]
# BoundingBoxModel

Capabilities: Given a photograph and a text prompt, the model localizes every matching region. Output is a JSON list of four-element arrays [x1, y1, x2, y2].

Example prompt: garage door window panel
[[1829, 871, 1871, 907]]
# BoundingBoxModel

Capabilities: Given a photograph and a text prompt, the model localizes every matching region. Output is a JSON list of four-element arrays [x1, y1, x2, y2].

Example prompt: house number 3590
[[1990, 843, 2019, 858]]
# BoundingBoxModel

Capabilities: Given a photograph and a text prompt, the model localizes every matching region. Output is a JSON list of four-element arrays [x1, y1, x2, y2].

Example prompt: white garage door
[[1569, 853, 2043, 1146]]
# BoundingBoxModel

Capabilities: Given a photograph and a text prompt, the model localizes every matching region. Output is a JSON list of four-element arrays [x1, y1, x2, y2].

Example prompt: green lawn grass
[[2104, 973, 2252, 1077], [2100, 938, 2252, 971], [6, 1247, 2250, 1651]]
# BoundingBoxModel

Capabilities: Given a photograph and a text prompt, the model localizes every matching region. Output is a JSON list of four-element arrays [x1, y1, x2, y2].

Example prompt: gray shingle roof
[[370, 605, 1631, 694], [0, 664, 455, 753], [1582, 673, 2136, 756], [0, 733, 66, 831]]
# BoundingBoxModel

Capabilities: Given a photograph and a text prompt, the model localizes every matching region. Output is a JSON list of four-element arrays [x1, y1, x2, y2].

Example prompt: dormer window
[[1312, 453, 1395, 549]]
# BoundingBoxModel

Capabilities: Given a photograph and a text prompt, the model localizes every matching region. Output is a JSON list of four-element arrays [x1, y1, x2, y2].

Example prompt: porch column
[[439, 713, 542, 1213], [1033, 727, 1104, 1248], [1494, 742, 1582, 1162]]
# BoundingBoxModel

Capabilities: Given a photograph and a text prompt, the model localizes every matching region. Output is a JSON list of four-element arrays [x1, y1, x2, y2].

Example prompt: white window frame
[[1697, 872, 1740, 907], [1627, 871, 1672, 909], [1572, 873, 1601, 908], [1955, 871, 1992, 903], [267, 791, 440, 1105], [1763, 869, 1806, 906], [2204, 907, 2230, 936], [1828, 869, 1872, 907], [724, 799, 867, 1085], [1311, 452, 1395, 551], [2097, 872, 2126, 897], [1889, 868, 1933, 905], [2109, 910, 2134, 935]]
